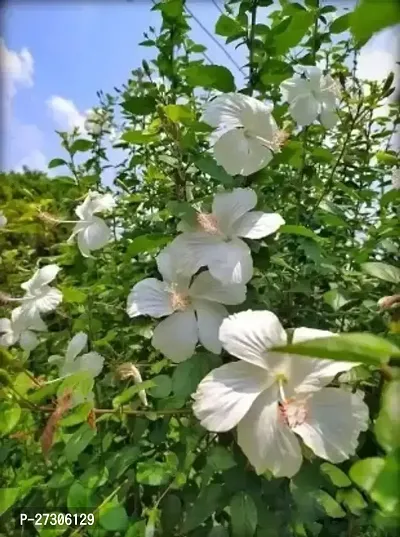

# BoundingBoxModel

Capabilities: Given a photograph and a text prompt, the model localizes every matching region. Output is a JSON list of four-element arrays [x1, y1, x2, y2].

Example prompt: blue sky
[[1, 0, 398, 179]]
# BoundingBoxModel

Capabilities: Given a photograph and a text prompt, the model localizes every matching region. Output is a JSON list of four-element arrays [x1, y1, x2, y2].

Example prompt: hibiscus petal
[[152, 309, 197, 362], [189, 270, 246, 305], [290, 94, 319, 126], [237, 387, 303, 477], [0, 318, 11, 334], [320, 103, 338, 129], [207, 238, 253, 285], [0, 331, 17, 347], [213, 130, 272, 176], [156, 244, 191, 288], [288, 328, 358, 394], [232, 211, 285, 239], [194, 299, 227, 354], [127, 278, 173, 318], [66, 332, 88, 362], [19, 330, 39, 352], [77, 352, 105, 377], [202, 93, 246, 129], [34, 287, 63, 313], [219, 310, 287, 369], [89, 193, 116, 215], [81, 217, 111, 252], [280, 76, 310, 102], [193, 360, 269, 432], [21, 265, 60, 292], [212, 187, 257, 232], [293, 388, 369, 463], [306, 66, 323, 91], [171, 233, 222, 278]]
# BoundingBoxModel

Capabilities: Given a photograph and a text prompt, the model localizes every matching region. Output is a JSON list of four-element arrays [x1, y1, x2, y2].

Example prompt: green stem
[[248, 0, 258, 94]]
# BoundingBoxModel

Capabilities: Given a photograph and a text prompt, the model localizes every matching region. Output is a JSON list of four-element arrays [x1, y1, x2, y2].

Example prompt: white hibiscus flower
[[84, 108, 110, 135], [2, 265, 62, 321], [67, 191, 116, 257], [391, 168, 400, 190], [193, 310, 369, 478], [126, 245, 247, 362], [0, 211, 7, 228], [171, 188, 284, 285], [281, 67, 341, 128], [202, 93, 287, 176], [48, 332, 105, 406], [49, 332, 104, 378], [0, 307, 47, 352]]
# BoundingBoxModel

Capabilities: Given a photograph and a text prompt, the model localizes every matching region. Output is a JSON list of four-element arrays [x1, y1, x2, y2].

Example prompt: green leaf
[[350, 454, 400, 514], [47, 469, 74, 489], [279, 225, 321, 241], [61, 287, 87, 304], [167, 200, 198, 225], [312, 490, 345, 518], [320, 463, 351, 488], [112, 380, 155, 407], [99, 503, 129, 531], [60, 402, 92, 427], [260, 59, 294, 85], [376, 150, 398, 165], [330, 13, 351, 33], [375, 381, 400, 452], [163, 104, 194, 124], [122, 95, 156, 115], [230, 492, 258, 537], [273, 12, 314, 55], [149, 375, 172, 398], [209, 527, 229, 537], [70, 139, 93, 155], [58, 372, 94, 401], [136, 460, 174, 486], [194, 155, 234, 186], [323, 289, 350, 311], [0, 402, 21, 436], [48, 158, 68, 169], [67, 482, 91, 512], [207, 446, 236, 471], [182, 484, 226, 533], [361, 262, 400, 283], [161, 494, 182, 533], [121, 130, 158, 144], [274, 333, 400, 366], [350, 457, 386, 493], [64, 423, 96, 463], [172, 353, 221, 398], [215, 14, 243, 37], [127, 234, 172, 257], [184, 65, 235, 92], [336, 488, 367, 515], [0, 488, 19, 516], [351, 0, 400, 45], [311, 147, 334, 163]]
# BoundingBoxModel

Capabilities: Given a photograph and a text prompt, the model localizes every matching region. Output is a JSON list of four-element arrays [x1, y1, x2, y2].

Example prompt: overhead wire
[[184, 4, 245, 75]]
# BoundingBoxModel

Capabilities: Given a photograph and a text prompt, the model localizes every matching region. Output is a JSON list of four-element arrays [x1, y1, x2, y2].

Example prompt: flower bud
[[116, 362, 148, 407]]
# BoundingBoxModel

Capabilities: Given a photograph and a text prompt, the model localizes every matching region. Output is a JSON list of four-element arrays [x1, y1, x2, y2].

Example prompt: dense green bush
[[1, 1, 399, 536]]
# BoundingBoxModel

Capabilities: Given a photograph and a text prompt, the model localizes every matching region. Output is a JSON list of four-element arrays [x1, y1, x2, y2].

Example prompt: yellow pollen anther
[[196, 212, 221, 235], [170, 290, 191, 312]]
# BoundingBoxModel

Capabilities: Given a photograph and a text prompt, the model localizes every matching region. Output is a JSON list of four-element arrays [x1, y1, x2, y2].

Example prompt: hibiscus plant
[[0, 0, 399, 536]]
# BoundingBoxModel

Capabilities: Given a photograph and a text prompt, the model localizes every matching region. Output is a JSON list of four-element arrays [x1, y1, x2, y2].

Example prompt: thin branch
[[26, 405, 191, 416]]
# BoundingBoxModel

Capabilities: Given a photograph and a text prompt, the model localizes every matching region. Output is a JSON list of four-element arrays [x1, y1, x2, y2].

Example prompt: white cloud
[[0, 38, 34, 99], [46, 95, 86, 131], [357, 26, 399, 82], [15, 149, 48, 172]]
